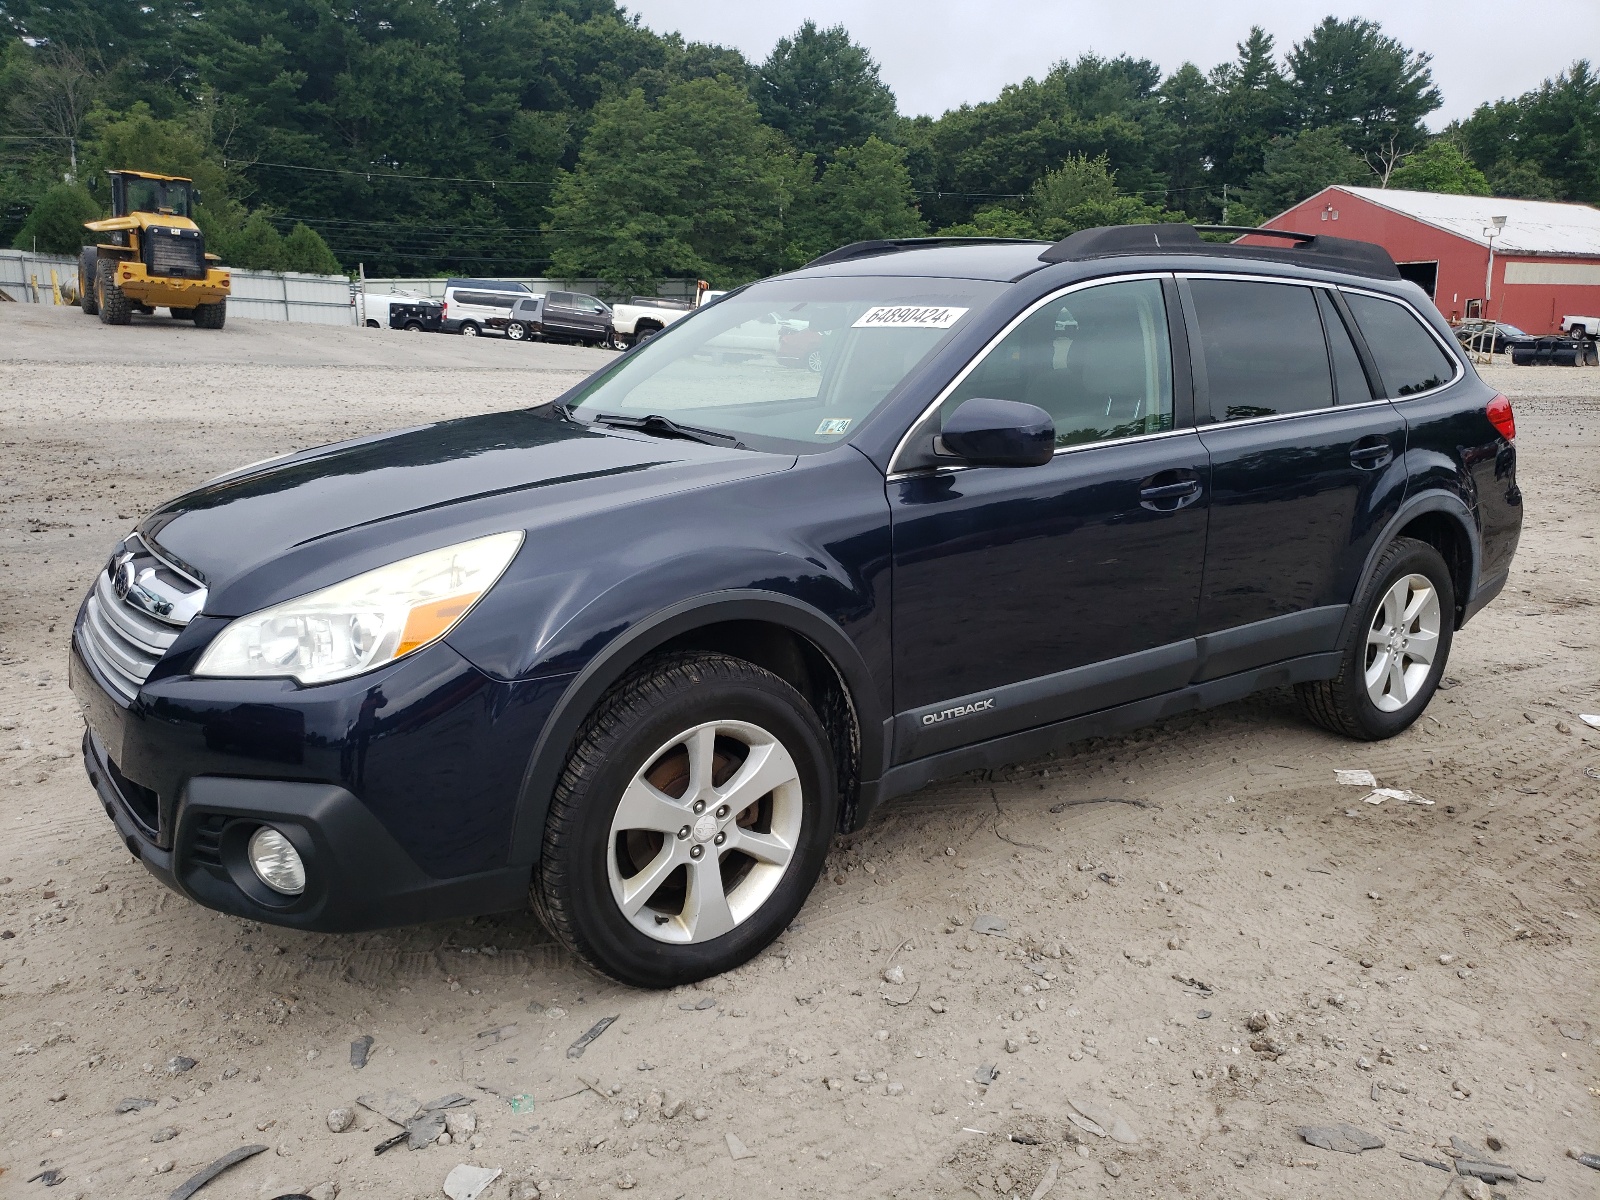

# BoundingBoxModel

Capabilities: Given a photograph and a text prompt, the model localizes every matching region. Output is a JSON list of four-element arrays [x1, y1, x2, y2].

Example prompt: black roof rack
[[1037, 223, 1399, 280], [803, 237, 1042, 269]]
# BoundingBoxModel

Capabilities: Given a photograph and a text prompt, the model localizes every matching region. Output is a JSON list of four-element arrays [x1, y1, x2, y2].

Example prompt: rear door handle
[[1349, 437, 1393, 470], [1138, 472, 1203, 512]]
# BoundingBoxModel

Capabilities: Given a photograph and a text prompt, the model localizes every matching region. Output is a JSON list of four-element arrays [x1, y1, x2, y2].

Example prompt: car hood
[[140, 409, 794, 614]]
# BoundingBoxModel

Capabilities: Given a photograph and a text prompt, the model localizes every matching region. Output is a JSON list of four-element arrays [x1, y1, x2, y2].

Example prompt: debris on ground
[[476, 1025, 517, 1044], [1334, 769, 1378, 787], [1568, 1148, 1600, 1170], [1029, 1159, 1060, 1199], [1067, 1096, 1138, 1144], [165, 1055, 197, 1075], [27, 1169, 64, 1187], [442, 1164, 501, 1200], [327, 1106, 355, 1133], [359, 1091, 476, 1151], [350, 1035, 374, 1068], [972, 914, 1008, 936], [165, 1144, 267, 1200], [725, 1132, 756, 1160], [1578, 714, 1600, 728], [974, 1064, 999, 1084], [566, 1015, 617, 1059], [677, 997, 717, 1011], [1362, 788, 1433, 805], [1399, 1150, 1451, 1171], [115, 1097, 156, 1113], [1297, 1123, 1384, 1154]]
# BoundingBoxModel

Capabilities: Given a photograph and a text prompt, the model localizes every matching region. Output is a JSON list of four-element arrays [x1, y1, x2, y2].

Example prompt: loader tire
[[95, 259, 131, 325], [193, 299, 226, 330], [78, 248, 99, 315]]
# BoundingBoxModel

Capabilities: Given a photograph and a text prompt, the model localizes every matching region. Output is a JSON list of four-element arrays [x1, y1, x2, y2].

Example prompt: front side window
[[1345, 293, 1457, 397], [943, 277, 1174, 446], [1188, 278, 1333, 421], [567, 275, 1005, 452]]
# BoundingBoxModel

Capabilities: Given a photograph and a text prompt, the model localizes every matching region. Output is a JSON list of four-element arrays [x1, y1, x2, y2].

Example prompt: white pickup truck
[[611, 281, 726, 347], [1562, 314, 1599, 338]]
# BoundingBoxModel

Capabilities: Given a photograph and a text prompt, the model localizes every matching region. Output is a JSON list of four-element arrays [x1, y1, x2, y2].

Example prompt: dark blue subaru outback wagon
[[70, 225, 1522, 986]]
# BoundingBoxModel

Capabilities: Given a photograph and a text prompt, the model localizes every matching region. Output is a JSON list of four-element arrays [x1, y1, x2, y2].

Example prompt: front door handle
[[1139, 471, 1203, 512]]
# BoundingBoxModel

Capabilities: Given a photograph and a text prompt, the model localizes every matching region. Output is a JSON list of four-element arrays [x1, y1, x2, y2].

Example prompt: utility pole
[[1475, 215, 1507, 362]]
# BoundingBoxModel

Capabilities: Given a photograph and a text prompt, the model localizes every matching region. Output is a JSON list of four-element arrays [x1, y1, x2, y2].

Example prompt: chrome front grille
[[78, 534, 207, 703]]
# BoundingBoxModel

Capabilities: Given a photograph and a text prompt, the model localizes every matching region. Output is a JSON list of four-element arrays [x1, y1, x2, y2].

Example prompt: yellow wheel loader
[[79, 170, 231, 328]]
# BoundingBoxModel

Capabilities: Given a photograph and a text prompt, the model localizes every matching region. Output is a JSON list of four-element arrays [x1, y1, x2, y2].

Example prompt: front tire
[[534, 652, 837, 988], [193, 299, 226, 329], [1297, 537, 1455, 740], [95, 259, 130, 325]]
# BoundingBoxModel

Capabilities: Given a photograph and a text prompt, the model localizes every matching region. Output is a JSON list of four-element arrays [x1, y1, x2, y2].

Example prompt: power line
[[229, 158, 556, 188]]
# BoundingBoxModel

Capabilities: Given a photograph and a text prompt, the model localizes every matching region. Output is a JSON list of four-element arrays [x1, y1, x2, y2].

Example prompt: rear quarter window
[[1345, 293, 1458, 397]]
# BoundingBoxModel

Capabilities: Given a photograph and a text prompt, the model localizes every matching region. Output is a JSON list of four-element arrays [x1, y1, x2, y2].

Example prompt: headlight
[[194, 531, 523, 684]]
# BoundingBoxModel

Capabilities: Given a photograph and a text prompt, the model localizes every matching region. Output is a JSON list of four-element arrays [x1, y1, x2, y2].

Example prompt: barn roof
[[1333, 187, 1600, 258]]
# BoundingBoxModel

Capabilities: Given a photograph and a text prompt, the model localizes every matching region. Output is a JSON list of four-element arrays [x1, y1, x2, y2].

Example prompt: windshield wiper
[[589, 412, 746, 449]]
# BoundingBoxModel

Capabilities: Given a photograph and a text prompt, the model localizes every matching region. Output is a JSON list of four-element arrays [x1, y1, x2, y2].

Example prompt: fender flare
[[507, 589, 884, 864], [1339, 490, 1481, 649]]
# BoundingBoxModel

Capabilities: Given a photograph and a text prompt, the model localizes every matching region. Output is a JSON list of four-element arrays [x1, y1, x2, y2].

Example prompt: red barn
[[1250, 186, 1600, 335]]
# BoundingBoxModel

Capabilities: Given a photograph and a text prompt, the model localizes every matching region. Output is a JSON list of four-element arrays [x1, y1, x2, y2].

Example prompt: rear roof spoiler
[[1038, 223, 1400, 280]]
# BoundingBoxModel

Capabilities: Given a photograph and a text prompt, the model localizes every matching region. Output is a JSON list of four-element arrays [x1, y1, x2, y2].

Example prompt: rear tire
[[95, 259, 130, 325], [506, 321, 528, 341], [1296, 537, 1455, 741], [403, 321, 422, 332], [193, 299, 226, 329], [78, 248, 99, 315], [534, 652, 837, 988], [460, 322, 480, 337]]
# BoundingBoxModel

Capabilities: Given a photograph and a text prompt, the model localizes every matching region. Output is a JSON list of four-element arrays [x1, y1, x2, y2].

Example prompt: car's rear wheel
[[633, 326, 659, 347], [533, 652, 836, 987], [806, 348, 824, 373], [461, 322, 480, 337], [1297, 537, 1454, 740], [506, 321, 528, 341], [403, 321, 422, 331]]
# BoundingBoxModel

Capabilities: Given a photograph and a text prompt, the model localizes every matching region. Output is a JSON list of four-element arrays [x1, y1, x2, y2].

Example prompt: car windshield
[[124, 177, 192, 217], [565, 275, 1006, 451]]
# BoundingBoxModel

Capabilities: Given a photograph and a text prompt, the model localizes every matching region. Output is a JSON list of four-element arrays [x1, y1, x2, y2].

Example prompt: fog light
[[247, 826, 305, 895]]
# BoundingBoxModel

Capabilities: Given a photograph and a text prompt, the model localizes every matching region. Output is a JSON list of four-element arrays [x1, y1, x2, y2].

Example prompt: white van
[[441, 279, 534, 336]]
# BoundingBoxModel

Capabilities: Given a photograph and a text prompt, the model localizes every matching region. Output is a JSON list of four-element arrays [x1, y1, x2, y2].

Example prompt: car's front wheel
[[1297, 537, 1455, 740], [534, 653, 836, 987]]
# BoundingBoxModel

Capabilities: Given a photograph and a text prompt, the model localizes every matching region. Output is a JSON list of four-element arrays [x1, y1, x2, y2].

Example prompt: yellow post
[[29, 273, 39, 302], [50, 269, 62, 305]]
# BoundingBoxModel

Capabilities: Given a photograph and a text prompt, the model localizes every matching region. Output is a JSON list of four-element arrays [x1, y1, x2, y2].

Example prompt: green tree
[[12, 181, 101, 252], [1244, 126, 1368, 215], [935, 206, 1041, 239], [1287, 18, 1441, 161], [225, 210, 286, 271], [1458, 61, 1600, 203], [753, 22, 897, 157], [1028, 153, 1176, 237], [281, 221, 341, 273], [786, 135, 923, 262], [1388, 141, 1490, 195], [548, 77, 805, 292], [1206, 28, 1294, 196]]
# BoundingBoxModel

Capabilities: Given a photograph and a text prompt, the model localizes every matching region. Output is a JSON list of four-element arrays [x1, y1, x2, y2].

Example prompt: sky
[[621, 0, 1590, 128]]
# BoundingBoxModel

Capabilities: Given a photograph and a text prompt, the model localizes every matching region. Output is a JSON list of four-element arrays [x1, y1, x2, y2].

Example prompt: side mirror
[[939, 397, 1055, 467]]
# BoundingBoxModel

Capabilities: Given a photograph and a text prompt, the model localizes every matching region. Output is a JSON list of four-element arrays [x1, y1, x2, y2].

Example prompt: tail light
[[1485, 394, 1515, 441], [440, 300, 448, 319]]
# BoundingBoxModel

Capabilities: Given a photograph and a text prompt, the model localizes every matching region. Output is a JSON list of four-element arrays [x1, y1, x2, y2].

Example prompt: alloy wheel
[[1364, 573, 1441, 711], [606, 719, 802, 945]]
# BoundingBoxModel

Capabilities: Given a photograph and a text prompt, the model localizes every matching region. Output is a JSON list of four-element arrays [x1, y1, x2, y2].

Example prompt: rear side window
[[1187, 279, 1332, 421], [1316, 290, 1373, 405], [1345, 293, 1457, 396]]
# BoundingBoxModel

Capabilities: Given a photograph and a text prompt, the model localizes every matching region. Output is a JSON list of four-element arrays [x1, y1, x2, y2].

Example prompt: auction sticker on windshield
[[852, 306, 969, 329]]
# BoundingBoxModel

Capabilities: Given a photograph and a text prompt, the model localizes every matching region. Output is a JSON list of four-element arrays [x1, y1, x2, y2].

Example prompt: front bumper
[[68, 622, 574, 932], [116, 261, 230, 306]]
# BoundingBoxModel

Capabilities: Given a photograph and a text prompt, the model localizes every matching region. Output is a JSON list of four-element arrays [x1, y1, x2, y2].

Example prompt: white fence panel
[[226, 269, 353, 325], [0, 249, 79, 303]]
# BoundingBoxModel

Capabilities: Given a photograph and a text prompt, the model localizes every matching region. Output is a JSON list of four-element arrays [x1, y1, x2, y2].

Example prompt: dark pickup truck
[[389, 299, 443, 333]]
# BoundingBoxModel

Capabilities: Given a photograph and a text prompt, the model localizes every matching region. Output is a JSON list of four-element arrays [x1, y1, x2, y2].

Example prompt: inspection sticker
[[815, 418, 852, 436], [852, 305, 969, 329]]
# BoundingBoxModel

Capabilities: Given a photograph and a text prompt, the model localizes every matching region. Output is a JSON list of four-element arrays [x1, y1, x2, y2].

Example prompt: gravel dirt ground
[[1, 305, 1596, 1200]]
